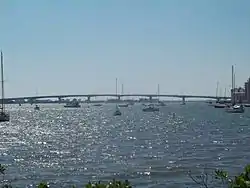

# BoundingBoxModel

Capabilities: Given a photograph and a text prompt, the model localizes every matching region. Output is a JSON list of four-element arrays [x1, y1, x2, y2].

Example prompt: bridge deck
[[5, 94, 230, 101]]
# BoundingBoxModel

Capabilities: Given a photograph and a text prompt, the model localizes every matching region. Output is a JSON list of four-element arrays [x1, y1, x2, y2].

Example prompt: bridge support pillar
[[149, 96, 152, 101], [216, 98, 220, 103], [58, 97, 62, 103], [28, 99, 34, 105], [86, 96, 91, 103], [182, 97, 186, 105]]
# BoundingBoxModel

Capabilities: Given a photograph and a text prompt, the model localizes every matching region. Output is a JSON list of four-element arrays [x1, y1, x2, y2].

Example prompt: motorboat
[[225, 104, 245, 113], [142, 104, 159, 112], [64, 100, 81, 108], [118, 104, 128, 107], [214, 103, 226, 108]]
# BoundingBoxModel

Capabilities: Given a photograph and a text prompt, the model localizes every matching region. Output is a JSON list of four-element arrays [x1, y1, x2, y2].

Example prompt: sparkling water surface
[[0, 103, 250, 187]]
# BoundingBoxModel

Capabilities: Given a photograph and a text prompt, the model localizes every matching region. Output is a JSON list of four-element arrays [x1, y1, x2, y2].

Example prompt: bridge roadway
[[5, 93, 230, 101]]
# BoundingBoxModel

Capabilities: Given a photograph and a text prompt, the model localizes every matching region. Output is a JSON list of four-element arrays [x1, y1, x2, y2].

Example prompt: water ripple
[[0, 103, 249, 187]]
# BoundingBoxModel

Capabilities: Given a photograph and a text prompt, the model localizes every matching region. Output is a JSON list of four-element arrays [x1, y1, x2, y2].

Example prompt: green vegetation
[[188, 165, 250, 188], [0, 164, 250, 187]]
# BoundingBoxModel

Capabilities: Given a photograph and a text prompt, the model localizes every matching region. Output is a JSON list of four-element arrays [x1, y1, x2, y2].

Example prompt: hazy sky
[[0, 0, 250, 98]]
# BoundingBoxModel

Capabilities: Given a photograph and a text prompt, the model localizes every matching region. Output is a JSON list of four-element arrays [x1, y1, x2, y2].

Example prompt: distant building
[[230, 77, 250, 103], [245, 78, 250, 103], [231, 87, 245, 103]]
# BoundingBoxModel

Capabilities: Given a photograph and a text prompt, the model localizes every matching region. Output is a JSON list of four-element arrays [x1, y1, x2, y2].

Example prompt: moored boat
[[64, 100, 81, 108], [142, 104, 159, 112]]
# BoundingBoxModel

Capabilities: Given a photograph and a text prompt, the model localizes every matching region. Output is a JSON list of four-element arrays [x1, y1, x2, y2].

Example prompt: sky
[[0, 0, 250, 98]]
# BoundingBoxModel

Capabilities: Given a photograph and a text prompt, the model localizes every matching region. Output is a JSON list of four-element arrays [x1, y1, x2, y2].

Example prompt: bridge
[[4, 93, 230, 104]]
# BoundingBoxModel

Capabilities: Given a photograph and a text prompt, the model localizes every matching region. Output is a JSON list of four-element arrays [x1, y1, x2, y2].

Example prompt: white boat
[[64, 100, 81, 108], [225, 65, 244, 114], [34, 104, 40, 110], [244, 104, 250, 107], [214, 103, 226, 108], [225, 104, 245, 113], [142, 104, 159, 112], [0, 51, 9, 122]]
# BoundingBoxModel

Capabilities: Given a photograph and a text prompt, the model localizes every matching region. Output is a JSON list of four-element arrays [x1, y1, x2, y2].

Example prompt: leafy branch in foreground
[[29, 180, 132, 188], [1, 163, 250, 187], [189, 164, 250, 188], [85, 179, 132, 188]]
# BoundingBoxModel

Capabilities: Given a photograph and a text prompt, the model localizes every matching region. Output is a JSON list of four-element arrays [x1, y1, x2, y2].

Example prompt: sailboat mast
[[216, 81, 219, 97], [115, 78, 118, 97], [219, 88, 222, 97], [234, 72, 236, 103], [232, 65, 234, 90], [1, 51, 4, 112], [231, 65, 235, 105], [121, 83, 124, 95], [157, 84, 160, 100]]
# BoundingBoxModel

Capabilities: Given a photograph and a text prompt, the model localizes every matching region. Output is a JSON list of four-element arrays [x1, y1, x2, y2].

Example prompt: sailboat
[[0, 51, 10, 122], [118, 83, 129, 107], [34, 90, 40, 110], [156, 84, 166, 106], [214, 82, 226, 108], [225, 65, 244, 113], [113, 78, 121, 116], [114, 105, 122, 116]]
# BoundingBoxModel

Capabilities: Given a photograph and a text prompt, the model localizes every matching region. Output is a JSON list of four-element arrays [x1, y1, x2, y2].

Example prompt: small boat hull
[[64, 100, 81, 108], [225, 105, 245, 113], [214, 104, 226, 108], [225, 108, 245, 113], [64, 105, 81, 108], [114, 111, 122, 116], [142, 107, 159, 112], [114, 105, 122, 116], [118, 104, 128, 107], [93, 104, 102, 107]]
